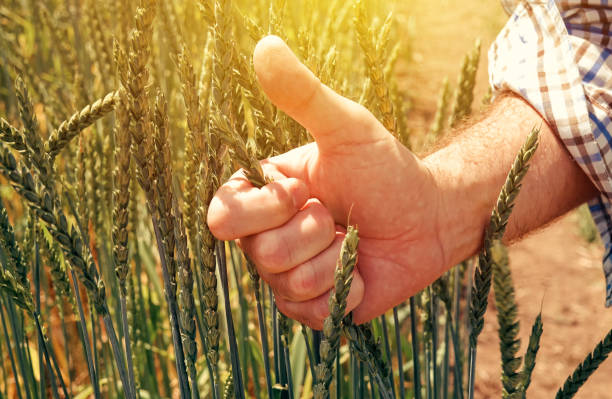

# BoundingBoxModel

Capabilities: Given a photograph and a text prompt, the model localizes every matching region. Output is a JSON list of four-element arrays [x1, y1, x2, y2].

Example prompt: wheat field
[[0, 0, 610, 398]]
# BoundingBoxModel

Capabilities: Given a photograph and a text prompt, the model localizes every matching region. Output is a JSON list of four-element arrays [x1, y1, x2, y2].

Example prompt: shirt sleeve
[[489, 0, 612, 307]]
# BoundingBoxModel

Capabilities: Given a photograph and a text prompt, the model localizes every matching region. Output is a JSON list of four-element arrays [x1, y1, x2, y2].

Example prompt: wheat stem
[[152, 93, 191, 399]]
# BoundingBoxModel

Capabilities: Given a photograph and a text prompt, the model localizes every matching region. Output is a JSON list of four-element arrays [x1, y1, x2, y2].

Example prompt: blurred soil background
[[396, 0, 612, 397]]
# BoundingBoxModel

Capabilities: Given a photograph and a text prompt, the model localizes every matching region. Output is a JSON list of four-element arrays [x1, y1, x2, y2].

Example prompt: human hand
[[208, 36, 446, 329]]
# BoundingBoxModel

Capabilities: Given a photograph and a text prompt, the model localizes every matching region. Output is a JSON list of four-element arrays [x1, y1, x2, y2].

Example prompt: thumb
[[253, 35, 386, 149]]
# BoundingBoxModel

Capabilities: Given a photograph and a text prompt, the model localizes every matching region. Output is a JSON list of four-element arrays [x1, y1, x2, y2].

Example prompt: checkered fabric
[[490, 0, 612, 306]]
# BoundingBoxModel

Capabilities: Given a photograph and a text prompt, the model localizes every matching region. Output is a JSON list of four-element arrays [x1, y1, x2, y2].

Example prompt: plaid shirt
[[489, 0, 612, 306]]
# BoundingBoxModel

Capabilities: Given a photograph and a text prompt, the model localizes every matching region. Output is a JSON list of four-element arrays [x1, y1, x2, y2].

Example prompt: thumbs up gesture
[[208, 36, 445, 329]]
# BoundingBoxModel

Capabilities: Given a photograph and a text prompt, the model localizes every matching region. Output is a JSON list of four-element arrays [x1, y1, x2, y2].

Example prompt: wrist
[[423, 148, 490, 270], [422, 93, 599, 272]]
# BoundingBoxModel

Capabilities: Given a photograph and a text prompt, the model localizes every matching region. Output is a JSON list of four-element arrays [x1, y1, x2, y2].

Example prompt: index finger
[[207, 172, 310, 241]]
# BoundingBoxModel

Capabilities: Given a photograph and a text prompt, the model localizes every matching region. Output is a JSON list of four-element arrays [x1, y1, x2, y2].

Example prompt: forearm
[[424, 93, 599, 269]]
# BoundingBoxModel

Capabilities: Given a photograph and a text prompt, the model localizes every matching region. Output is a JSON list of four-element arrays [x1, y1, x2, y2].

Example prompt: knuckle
[[352, 102, 375, 124], [285, 263, 316, 301], [351, 102, 381, 134], [274, 297, 293, 318], [252, 233, 291, 273], [314, 296, 331, 322], [270, 183, 297, 218], [207, 196, 232, 239], [346, 271, 365, 311], [309, 203, 335, 239]]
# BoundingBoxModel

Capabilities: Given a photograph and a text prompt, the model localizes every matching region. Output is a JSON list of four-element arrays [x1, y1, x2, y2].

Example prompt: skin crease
[[207, 35, 599, 330]]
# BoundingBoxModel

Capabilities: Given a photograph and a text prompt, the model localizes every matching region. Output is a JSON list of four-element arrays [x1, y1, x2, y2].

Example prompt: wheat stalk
[[118, 6, 193, 393], [152, 92, 192, 398], [111, 89, 136, 397], [268, 0, 287, 37], [344, 319, 393, 399], [87, 131, 106, 234], [0, 135, 137, 396]]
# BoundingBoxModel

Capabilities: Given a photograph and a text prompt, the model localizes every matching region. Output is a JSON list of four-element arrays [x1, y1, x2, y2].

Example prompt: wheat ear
[[467, 127, 540, 399], [0, 202, 33, 313], [174, 199, 200, 399], [178, 45, 203, 256], [0, 199, 28, 289], [430, 77, 451, 137], [449, 40, 481, 128], [313, 226, 359, 399], [47, 91, 119, 160], [491, 241, 522, 397], [555, 329, 612, 399], [521, 313, 543, 397], [111, 91, 132, 296], [152, 92, 191, 398], [354, 1, 397, 139], [14, 77, 54, 191]]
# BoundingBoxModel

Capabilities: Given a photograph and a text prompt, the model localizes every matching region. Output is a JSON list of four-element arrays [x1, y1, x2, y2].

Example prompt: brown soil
[[396, 0, 612, 397]]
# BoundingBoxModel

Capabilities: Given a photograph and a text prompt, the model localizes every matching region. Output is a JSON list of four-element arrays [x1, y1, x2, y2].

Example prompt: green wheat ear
[[468, 126, 540, 399], [555, 329, 612, 399], [449, 39, 481, 128], [344, 320, 393, 398], [223, 371, 234, 399], [491, 241, 522, 398], [430, 77, 451, 137], [521, 312, 543, 397], [314, 225, 359, 399], [470, 126, 540, 346], [46, 90, 119, 161]]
